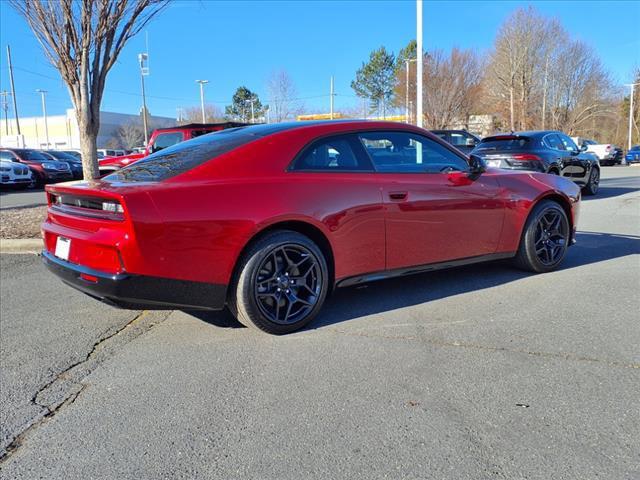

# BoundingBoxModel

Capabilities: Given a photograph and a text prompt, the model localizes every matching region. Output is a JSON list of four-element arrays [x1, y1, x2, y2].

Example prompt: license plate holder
[[55, 236, 71, 261]]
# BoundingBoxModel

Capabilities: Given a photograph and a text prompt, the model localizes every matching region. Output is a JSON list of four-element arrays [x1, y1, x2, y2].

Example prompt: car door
[[358, 131, 506, 271], [289, 133, 386, 279], [558, 133, 593, 180]]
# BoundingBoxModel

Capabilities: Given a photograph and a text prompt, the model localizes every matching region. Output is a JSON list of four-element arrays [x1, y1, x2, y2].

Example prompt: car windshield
[[475, 136, 530, 151], [46, 151, 78, 161], [630, 146, 640, 151], [14, 149, 50, 162], [104, 128, 258, 183]]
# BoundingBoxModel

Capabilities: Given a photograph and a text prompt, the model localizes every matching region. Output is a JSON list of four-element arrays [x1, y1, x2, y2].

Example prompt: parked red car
[[42, 121, 580, 334], [0, 148, 73, 186], [98, 122, 249, 173]]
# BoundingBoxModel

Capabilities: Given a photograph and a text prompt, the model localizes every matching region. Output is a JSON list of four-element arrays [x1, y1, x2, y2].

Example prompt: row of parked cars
[[433, 129, 640, 196], [0, 148, 84, 189]]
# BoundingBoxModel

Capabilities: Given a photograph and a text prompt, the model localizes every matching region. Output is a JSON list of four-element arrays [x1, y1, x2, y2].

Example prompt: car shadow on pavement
[[186, 230, 640, 332]]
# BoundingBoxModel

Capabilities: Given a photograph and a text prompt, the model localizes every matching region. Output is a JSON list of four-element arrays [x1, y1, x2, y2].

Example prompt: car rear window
[[104, 128, 256, 183], [476, 136, 531, 151]]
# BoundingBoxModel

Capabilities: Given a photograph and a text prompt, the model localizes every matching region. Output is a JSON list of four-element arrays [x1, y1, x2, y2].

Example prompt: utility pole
[[625, 83, 639, 151], [196, 80, 209, 123], [404, 59, 417, 124], [245, 99, 255, 123], [416, 0, 423, 129], [0, 91, 9, 135], [36, 89, 49, 147], [330, 76, 335, 120], [7, 45, 20, 136], [138, 53, 149, 146]]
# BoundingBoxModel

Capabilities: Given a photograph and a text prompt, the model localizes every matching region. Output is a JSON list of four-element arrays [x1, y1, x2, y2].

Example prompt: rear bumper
[[42, 250, 226, 310]]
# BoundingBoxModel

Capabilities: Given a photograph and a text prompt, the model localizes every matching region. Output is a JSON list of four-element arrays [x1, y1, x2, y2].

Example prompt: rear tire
[[513, 200, 570, 273], [228, 230, 329, 335]]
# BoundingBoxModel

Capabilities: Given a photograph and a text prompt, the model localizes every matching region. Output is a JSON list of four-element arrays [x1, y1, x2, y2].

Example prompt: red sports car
[[42, 121, 581, 334]]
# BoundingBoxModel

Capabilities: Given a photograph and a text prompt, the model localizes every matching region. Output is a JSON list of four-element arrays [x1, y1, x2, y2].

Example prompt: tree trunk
[[509, 86, 515, 131], [77, 101, 100, 180]]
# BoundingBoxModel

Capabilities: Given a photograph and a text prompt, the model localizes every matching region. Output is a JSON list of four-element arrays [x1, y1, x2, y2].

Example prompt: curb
[[0, 239, 42, 254]]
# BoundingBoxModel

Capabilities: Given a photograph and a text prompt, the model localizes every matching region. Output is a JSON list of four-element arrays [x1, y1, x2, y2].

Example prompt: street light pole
[[404, 59, 417, 124], [416, 0, 423, 129], [35, 89, 49, 147], [196, 80, 209, 123], [625, 83, 639, 151], [138, 53, 149, 146], [245, 99, 255, 123], [330, 76, 335, 120]]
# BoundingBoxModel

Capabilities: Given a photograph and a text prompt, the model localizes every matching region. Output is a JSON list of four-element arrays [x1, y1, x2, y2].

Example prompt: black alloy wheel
[[254, 244, 322, 325], [230, 230, 329, 334], [514, 199, 570, 273], [533, 209, 569, 266]]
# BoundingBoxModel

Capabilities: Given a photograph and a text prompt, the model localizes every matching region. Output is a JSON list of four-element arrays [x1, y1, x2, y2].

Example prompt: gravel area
[[0, 206, 47, 239]]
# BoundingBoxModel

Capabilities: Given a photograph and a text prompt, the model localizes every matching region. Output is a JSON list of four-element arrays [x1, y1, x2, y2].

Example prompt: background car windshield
[[47, 151, 79, 161], [105, 129, 257, 183], [476, 137, 530, 151], [15, 149, 49, 162], [151, 132, 184, 152], [630, 146, 640, 151]]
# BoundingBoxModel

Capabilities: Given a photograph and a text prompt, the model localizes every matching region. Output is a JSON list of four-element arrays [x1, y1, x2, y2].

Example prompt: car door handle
[[389, 191, 408, 201]]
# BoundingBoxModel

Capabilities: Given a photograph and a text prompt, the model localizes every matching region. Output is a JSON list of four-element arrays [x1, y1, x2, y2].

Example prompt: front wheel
[[583, 167, 599, 196], [229, 230, 329, 334], [513, 200, 570, 273]]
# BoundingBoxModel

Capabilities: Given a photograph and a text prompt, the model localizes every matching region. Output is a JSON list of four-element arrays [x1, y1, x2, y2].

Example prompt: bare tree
[[10, 0, 169, 180], [118, 121, 145, 149], [394, 47, 483, 129], [266, 70, 302, 123], [179, 104, 225, 124], [547, 40, 614, 136], [486, 7, 560, 130]]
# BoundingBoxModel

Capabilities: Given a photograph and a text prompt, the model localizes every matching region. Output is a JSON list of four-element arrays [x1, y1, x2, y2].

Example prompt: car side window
[[544, 134, 565, 151], [359, 131, 469, 173], [559, 134, 579, 152], [449, 132, 475, 147], [292, 135, 372, 171]]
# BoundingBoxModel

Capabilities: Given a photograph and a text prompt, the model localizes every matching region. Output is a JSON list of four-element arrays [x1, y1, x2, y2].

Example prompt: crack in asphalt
[[0, 309, 172, 463], [329, 328, 640, 370]]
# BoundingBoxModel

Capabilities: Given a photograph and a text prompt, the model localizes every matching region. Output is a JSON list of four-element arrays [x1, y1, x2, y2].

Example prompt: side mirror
[[580, 144, 588, 152], [469, 154, 486, 175]]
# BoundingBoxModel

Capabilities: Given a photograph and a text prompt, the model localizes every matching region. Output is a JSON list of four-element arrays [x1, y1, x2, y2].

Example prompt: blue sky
[[1, 0, 639, 119]]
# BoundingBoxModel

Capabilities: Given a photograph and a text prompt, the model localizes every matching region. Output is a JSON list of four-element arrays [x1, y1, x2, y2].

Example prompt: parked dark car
[[42, 150, 84, 179], [0, 148, 73, 186], [612, 147, 624, 165], [471, 131, 600, 195], [626, 145, 640, 164], [431, 129, 480, 154]]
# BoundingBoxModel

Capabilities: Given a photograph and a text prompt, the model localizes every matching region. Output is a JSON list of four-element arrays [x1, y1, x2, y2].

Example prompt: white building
[[0, 109, 175, 149]]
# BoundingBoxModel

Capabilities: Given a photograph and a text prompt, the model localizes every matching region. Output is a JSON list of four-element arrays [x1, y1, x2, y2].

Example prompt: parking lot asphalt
[[0, 188, 47, 209], [0, 167, 638, 479]]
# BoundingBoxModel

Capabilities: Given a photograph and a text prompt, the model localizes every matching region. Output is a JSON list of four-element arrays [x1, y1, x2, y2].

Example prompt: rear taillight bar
[[49, 193, 125, 220]]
